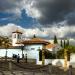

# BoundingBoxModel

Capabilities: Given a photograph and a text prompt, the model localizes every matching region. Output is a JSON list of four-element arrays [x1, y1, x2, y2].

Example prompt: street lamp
[[25, 54, 27, 63], [21, 46, 24, 59]]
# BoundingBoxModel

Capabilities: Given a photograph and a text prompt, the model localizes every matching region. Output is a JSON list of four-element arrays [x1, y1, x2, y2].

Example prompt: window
[[31, 48, 35, 50], [18, 34, 21, 39], [14, 34, 16, 38]]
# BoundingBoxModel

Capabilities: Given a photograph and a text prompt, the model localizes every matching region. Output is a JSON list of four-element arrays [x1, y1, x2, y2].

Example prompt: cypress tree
[[64, 40, 66, 48], [54, 35, 58, 44], [66, 39, 69, 46], [60, 40, 63, 47], [33, 34, 36, 38]]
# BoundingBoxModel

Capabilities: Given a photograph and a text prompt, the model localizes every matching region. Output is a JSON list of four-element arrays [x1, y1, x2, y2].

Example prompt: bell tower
[[12, 29, 22, 46]]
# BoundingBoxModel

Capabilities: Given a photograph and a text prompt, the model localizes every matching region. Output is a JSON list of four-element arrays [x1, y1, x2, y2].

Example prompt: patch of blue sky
[[0, 10, 38, 28]]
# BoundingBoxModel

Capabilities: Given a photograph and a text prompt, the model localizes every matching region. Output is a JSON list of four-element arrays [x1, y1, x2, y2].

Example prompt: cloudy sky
[[0, 0, 75, 40]]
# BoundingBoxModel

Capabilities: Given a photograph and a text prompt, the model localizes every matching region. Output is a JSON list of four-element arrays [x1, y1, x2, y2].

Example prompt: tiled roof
[[46, 43, 55, 49], [17, 38, 49, 45], [0, 46, 22, 49], [12, 30, 22, 34]]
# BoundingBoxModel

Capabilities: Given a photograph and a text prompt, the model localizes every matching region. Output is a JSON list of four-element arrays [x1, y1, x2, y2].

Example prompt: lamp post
[[2, 41, 8, 61], [25, 54, 27, 63], [25, 46, 28, 63], [21, 46, 24, 59], [5, 49, 7, 60], [5, 43, 9, 61]]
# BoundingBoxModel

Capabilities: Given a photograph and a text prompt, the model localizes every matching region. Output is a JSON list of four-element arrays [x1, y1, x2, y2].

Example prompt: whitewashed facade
[[0, 48, 22, 58], [12, 30, 23, 46], [70, 53, 75, 68], [0, 44, 44, 63]]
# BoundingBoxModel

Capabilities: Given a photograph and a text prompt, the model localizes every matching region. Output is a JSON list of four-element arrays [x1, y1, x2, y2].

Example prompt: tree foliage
[[44, 50, 56, 59], [53, 35, 58, 44], [66, 39, 69, 47], [39, 50, 56, 60], [57, 45, 75, 60], [60, 40, 63, 47], [0, 36, 11, 48], [57, 49, 64, 59], [64, 40, 66, 48]]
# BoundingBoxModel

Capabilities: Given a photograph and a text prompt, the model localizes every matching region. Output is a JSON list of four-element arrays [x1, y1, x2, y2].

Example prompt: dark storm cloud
[[32, 0, 75, 25], [65, 12, 75, 25], [0, 0, 75, 25], [64, 32, 75, 38], [0, 0, 22, 12], [0, 0, 15, 11]]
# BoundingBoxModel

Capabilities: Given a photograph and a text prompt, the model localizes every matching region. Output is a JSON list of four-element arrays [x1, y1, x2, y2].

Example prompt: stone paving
[[0, 60, 75, 75], [0, 71, 50, 75]]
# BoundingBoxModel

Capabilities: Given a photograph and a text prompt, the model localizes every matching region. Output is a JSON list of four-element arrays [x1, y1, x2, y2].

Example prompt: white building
[[12, 30, 23, 46], [0, 29, 64, 65], [0, 30, 50, 64]]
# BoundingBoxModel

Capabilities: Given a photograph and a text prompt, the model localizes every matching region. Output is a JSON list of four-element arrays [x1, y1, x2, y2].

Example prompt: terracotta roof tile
[[46, 43, 55, 49], [12, 30, 22, 34], [17, 38, 49, 45]]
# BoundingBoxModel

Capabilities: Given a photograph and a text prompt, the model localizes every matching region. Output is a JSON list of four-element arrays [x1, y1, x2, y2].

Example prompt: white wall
[[12, 33, 22, 46], [70, 53, 75, 68], [23, 44, 44, 64], [52, 59, 69, 67], [70, 53, 75, 63], [0, 44, 43, 61], [0, 49, 22, 58], [36, 53, 75, 67], [37, 59, 69, 68], [0, 48, 39, 59]]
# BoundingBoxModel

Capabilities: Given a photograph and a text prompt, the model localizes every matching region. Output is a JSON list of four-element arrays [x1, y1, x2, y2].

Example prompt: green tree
[[57, 49, 64, 59], [60, 40, 63, 47], [0, 36, 11, 48], [57, 45, 75, 60], [53, 35, 58, 44], [66, 39, 69, 47], [64, 40, 66, 48], [2, 37, 11, 60], [33, 34, 36, 38], [44, 50, 54, 59], [67, 45, 75, 53]]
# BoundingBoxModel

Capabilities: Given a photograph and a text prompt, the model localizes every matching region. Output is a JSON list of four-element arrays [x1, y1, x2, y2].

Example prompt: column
[[42, 44, 45, 65]]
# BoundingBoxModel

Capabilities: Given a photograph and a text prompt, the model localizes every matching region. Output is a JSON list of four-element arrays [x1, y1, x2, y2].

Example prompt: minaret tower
[[12, 29, 22, 46]]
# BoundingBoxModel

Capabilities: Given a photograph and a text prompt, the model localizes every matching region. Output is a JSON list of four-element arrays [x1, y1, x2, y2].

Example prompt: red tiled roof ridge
[[31, 37, 48, 41], [12, 29, 22, 34], [16, 37, 50, 45]]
